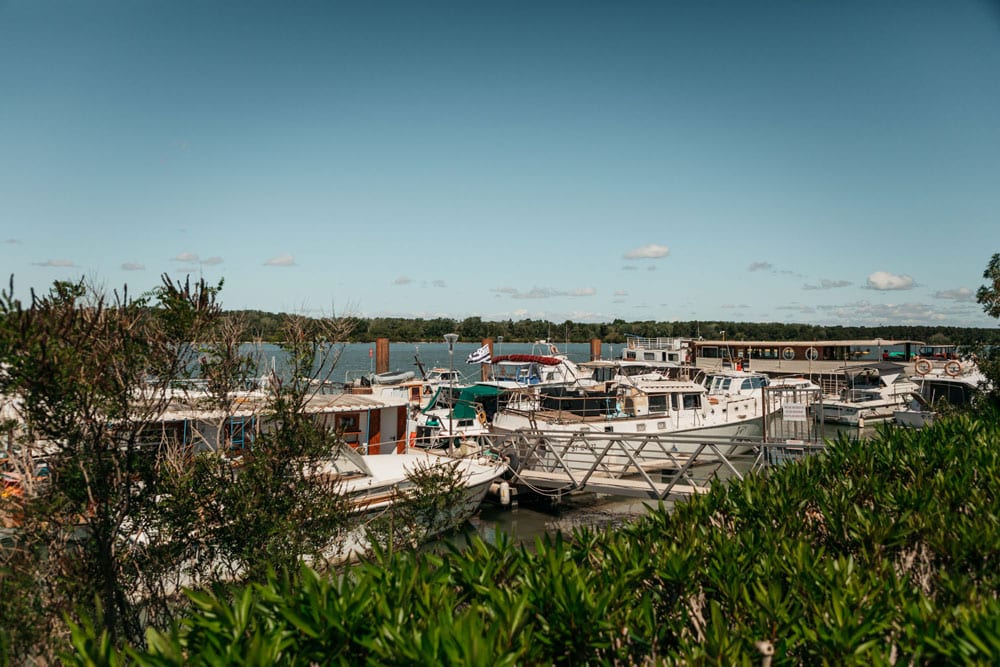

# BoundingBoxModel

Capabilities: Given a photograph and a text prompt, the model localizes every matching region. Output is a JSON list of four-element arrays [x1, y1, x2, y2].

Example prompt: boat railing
[[625, 335, 686, 351]]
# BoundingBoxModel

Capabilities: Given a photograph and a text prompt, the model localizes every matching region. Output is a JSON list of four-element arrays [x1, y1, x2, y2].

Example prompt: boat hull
[[492, 414, 764, 474]]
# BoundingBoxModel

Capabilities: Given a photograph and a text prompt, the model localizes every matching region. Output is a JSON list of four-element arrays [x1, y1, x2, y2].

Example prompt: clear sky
[[2, 1, 999, 327]]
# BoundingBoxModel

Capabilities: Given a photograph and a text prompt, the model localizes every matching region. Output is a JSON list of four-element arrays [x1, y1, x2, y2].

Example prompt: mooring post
[[375, 337, 390, 375]]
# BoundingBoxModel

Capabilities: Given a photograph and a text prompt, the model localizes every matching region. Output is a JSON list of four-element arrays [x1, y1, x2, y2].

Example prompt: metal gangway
[[466, 384, 830, 503], [472, 429, 826, 504]]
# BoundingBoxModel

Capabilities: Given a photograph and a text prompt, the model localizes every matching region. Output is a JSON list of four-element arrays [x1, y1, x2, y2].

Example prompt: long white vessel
[[815, 363, 918, 426], [491, 374, 767, 473]]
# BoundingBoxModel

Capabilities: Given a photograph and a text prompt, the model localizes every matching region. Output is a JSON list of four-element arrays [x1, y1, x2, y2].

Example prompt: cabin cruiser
[[490, 375, 767, 473], [894, 359, 988, 428], [815, 362, 918, 426]]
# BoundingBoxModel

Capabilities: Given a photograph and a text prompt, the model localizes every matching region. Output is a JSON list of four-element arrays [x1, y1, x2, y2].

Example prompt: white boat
[[309, 445, 505, 562], [412, 342, 586, 447], [815, 362, 919, 426], [490, 376, 767, 473], [893, 359, 987, 428]]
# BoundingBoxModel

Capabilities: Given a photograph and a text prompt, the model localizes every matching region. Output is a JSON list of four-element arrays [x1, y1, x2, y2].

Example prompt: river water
[[251, 340, 875, 546]]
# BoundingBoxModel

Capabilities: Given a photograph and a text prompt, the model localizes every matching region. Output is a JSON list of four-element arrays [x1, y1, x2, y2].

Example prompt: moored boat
[[815, 362, 918, 426]]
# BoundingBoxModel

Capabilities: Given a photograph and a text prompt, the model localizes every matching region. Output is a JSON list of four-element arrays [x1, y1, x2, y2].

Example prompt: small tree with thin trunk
[[974, 253, 1000, 408], [0, 275, 362, 661]]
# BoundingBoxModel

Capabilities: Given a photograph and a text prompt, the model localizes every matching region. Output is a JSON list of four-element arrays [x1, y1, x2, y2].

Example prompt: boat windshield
[[493, 362, 542, 384]]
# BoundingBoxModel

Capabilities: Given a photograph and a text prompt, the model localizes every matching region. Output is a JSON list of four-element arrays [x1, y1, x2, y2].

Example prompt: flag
[[466, 344, 491, 364]]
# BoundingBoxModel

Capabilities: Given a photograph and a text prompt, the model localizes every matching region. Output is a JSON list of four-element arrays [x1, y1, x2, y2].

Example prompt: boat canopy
[[423, 384, 504, 420], [491, 354, 563, 366]]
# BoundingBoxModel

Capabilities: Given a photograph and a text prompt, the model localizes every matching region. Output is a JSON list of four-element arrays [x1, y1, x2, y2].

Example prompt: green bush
[[68, 412, 1000, 665]]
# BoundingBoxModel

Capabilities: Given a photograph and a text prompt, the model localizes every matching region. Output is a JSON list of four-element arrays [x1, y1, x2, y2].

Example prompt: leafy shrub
[[68, 411, 1000, 665]]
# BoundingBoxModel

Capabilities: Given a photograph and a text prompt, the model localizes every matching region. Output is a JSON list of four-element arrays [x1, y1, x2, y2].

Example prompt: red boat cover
[[491, 354, 563, 366]]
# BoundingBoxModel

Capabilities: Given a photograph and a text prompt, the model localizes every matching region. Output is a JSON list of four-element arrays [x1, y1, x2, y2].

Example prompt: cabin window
[[648, 394, 668, 413], [336, 413, 362, 445], [682, 393, 701, 410], [643, 352, 656, 361]]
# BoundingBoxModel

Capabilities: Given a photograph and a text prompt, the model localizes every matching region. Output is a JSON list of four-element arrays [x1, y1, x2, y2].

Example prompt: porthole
[[805, 347, 819, 361], [782, 347, 795, 360]]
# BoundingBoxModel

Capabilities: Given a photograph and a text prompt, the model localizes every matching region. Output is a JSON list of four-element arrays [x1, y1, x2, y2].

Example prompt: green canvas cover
[[423, 384, 503, 419]]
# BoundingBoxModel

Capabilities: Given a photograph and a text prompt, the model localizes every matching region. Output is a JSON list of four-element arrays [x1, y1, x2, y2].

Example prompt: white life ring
[[944, 360, 962, 377], [476, 406, 488, 426], [914, 359, 933, 376]]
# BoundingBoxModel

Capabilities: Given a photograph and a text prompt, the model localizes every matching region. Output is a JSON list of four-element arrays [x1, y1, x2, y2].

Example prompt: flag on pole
[[466, 344, 491, 364]]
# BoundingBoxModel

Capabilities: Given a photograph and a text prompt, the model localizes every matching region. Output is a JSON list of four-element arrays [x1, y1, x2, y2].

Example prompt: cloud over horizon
[[492, 286, 597, 299], [33, 259, 75, 267], [623, 244, 669, 260], [933, 287, 975, 302], [121, 262, 145, 271], [803, 279, 852, 291], [866, 271, 915, 291], [263, 254, 296, 267]]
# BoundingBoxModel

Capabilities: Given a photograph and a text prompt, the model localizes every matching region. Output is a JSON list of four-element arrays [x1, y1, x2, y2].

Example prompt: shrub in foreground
[[69, 412, 1000, 665]]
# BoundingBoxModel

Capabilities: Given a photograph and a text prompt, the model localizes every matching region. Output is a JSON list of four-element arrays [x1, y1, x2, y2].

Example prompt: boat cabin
[[621, 335, 693, 365]]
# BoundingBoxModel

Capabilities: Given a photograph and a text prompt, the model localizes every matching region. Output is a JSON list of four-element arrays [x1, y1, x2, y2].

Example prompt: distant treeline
[[226, 309, 1000, 346]]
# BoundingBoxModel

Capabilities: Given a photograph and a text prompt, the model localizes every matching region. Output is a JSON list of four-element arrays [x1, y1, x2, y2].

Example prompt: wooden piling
[[375, 337, 390, 375], [590, 338, 602, 361]]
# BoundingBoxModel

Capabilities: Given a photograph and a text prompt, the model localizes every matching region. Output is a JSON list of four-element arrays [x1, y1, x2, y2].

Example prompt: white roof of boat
[[632, 380, 705, 392], [163, 391, 405, 420]]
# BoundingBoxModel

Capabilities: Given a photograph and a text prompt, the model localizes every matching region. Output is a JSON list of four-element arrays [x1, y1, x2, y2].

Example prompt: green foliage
[[68, 412, 1000, 665], [223, 308, 1000, 347]]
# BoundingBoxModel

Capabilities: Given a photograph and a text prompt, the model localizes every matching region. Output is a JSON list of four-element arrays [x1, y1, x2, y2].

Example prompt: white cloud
[[34, 259, 75, 267], [432, 279, 446, 288], [748, 261, 772, 272], [494, 286, 595, 300], [933, 287, 975, 302], [623, 244, 669, 259], [4, 239, 18, 244], [172, 252, 199, 263], [614, 289, 628, 297], [121, 262, 145, 271], [866, 271, 915, 291], [818, 300, 945, 324], [201, 256, 224, 266], [392, 276, 413, 285], [264, 254, 296, 267], [803, 279, 852, 291], [519, 287, 559, 299]]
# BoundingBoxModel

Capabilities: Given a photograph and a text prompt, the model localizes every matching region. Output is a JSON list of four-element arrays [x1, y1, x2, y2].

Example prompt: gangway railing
[[458, 428, 828, 502]]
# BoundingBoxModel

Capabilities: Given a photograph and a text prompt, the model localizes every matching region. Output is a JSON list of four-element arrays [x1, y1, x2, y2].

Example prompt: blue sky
[[2, 1, 999, 327]]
